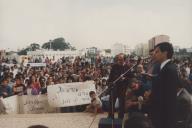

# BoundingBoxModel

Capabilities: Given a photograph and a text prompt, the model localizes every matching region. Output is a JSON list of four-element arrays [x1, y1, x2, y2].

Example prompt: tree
[[17, 43, 40, 55], [179, 48, 187, 54], [18, 47, 31, 55], [41, 37, 75, 51], [30, 43, 40, 51], [70, 46, 76, 51], [105, 49, 111, 53]]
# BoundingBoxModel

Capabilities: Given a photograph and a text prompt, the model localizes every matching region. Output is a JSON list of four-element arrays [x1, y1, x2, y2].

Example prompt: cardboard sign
[[2, 95, 19, 114], [19, 95, 57, 114], [24, 63, 46, 67], [47, 81, 96, 107]]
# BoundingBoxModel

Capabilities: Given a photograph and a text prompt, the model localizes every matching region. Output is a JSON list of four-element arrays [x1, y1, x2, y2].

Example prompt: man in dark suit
[[151, 42, 179, 128], [107, 53, 129, 119]]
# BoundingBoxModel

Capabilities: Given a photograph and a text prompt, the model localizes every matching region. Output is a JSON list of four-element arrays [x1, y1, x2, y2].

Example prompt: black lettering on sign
[[29, 106, 44, 112], [62, 99, 70, 105], [24, 99, 45, 106], [57, 86, 65, 94]]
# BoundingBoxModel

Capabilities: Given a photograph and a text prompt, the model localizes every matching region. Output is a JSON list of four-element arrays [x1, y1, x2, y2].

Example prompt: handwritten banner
[[24, 63, 46, 67], [19, 95, 57, 114], [2, 95, 19, 114], [47, 81, 96, 107]]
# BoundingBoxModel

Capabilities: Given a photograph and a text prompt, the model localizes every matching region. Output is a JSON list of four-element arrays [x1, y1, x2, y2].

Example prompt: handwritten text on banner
[[47, 81, 96, 107]]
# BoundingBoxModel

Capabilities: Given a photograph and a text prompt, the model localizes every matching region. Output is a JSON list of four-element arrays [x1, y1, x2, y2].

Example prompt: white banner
[[47, 81, 96, 107], [24, 63, 46, 67], [19, 95, 57, 114], [2, 95, 19, 114]]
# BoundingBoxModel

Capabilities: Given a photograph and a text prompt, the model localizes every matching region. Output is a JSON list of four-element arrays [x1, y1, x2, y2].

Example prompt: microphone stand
[[110, 63, 138, 117], [99, 62, 138, 98], [99, 62, 138, 128]]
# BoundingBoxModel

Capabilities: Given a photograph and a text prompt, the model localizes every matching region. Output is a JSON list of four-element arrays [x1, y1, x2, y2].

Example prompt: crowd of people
[[0, 56, 112, 97], [0, 42, 192, 128]]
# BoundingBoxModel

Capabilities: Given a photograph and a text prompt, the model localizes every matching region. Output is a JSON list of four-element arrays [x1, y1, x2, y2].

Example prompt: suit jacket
[[176, 88, 192, 128], [108, 64, 125, 83], [151, 61, 179, 128], [108, 63, 130, 97]]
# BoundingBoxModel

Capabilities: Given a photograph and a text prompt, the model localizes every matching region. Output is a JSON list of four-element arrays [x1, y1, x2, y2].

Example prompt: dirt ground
[[0, 113, 108, 128]]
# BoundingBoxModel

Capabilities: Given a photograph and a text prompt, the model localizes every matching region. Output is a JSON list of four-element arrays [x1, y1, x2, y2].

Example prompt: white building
[[173, 46, 180, 52], [186, 48, 192, 53], [87, 47, 98, 55], [27, 50, 78, 61], [148, 35, 170, 50], [135, 43, 149, 57], [111, 43, 131, 56], [99, 49, 112, 57], [0, 50, 6, 60]]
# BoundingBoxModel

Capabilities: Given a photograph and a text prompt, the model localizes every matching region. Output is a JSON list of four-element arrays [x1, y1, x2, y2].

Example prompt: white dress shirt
[[160, 59, 171, 70]]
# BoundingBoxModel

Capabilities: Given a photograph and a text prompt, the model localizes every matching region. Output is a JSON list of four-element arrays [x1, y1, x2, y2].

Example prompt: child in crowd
[[13, 77, 26, 96], [0, 78, 12, 98], [125, 78, 145, 116], [85, 91, 102, 115]]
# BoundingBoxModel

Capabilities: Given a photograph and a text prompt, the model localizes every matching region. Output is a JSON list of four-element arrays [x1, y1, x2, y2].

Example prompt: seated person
[[13, 77, 26, 95], [0, 78, 12, 98], [141, 90, 152, 116], [85, 91, 102, 115], [125, 78, 145, 116]]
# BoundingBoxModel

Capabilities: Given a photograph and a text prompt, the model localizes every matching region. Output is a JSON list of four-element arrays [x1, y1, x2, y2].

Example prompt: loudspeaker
[[98, 118, 122, 128]]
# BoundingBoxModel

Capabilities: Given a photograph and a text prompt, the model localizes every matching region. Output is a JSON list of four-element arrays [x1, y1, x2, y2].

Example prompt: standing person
[[151, 42, 179, 128], [107, 53, 128, 119]]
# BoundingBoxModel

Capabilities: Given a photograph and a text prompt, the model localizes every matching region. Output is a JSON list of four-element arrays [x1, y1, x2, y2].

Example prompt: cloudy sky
[[0, 0, 192, 51]]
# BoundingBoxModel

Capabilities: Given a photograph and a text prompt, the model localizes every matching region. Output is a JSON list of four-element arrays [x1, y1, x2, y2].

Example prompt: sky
[[0, 0, 192, 51]]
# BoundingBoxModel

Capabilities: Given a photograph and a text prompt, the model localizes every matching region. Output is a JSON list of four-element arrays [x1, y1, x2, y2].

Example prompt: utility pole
[[49, 40, 52, 50]]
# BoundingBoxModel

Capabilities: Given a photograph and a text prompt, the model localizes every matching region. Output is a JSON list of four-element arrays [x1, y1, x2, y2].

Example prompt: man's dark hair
[[124, 113, 153, 128], [155, 42, 174, 59], [89, 91, 96, 96], [28, 125, 48, 128], [149, 49, 154, 53], [1, 77, 8, 82]]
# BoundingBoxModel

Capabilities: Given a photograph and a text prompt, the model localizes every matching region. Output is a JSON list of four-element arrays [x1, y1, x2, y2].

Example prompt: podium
[[98, 118, 122, 128]]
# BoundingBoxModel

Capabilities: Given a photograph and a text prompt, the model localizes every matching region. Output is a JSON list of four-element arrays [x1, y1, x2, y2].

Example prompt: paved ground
[[0, 113, 108, 128]]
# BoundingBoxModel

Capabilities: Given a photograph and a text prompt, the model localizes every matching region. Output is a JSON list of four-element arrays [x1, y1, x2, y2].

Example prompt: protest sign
[[47, 81, 96, 107], [2, 95, 19, 114], [24, 63, 46, 67], [19, 95, 57, 114]]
